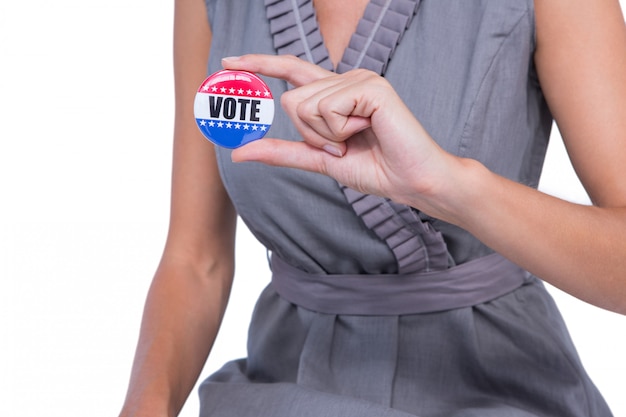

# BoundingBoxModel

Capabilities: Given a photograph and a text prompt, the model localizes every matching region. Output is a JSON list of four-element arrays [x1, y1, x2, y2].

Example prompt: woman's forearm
[[433, 157, 626, 314], [119, 257, 234, 417]]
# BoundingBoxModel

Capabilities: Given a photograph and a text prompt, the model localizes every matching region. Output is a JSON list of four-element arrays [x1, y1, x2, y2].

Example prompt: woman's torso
[[206, 0, 552, 273]]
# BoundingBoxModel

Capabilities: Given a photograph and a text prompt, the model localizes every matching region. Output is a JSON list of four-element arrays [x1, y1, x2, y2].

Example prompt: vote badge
[[194, 70, 274, 148]]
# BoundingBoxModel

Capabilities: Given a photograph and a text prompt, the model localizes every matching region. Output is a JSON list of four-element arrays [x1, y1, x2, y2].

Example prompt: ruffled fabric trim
[[265, 0, 334, 71], [265, 0, 450, 274], [341, 186, 450, 274], [264, 0, 419, 75], [337, 0, 420, 74]]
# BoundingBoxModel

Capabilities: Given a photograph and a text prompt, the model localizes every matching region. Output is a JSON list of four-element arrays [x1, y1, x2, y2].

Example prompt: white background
[[1, 1, 625, 416]]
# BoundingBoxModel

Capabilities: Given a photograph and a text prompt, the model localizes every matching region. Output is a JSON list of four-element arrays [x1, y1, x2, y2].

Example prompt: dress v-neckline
[[263, 0, 451, 274], [264, 0, 420, 75]]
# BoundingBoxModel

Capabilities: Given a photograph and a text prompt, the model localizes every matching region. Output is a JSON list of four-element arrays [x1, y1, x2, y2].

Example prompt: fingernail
[[323, 144, 344, 157], [221, 56, 241, 63]]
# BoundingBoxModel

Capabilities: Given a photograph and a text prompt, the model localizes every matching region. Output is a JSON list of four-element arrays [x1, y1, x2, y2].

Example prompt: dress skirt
[[198, 277, 613, 417]]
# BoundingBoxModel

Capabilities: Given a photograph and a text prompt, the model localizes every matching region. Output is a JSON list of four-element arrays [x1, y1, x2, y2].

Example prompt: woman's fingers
[[221, 54, 331, 88], [284, 69, 382, 154], [230, 134, 378, 195], [222, 54, 349, 154], [223, 55, 383, 155], [231, 138, 332, 173], [287, 71, 376, 139]]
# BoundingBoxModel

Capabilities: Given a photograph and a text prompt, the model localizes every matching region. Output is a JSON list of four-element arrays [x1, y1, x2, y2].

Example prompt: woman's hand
[[224, 55, 464, 212]]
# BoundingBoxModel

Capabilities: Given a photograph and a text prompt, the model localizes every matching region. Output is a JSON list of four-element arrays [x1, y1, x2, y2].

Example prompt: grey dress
[[198, 0, 614, 416]]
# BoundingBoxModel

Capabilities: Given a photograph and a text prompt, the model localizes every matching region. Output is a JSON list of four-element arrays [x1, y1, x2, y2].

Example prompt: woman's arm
[[455, 0, 626, 312], [119, 0, 237, 416], [225, 0, 626, 314]]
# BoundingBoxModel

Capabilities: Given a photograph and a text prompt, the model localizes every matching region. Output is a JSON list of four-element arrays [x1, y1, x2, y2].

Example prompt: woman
[[119, 0, 625, 416]]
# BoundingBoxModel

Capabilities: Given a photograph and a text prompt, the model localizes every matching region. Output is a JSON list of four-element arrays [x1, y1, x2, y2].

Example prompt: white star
[[226, 122, 232, 128], [246, 89, 253, 95], [243, 124, 250, 130], [211, 86, 218, 92], [229, 88, 235, 94], [263, 91, 270, 97], [208, 121, 215, 127], [255, 90, 261, 96], [199, 120, 207, 126], [217, 122, 224, 128], [234, 123, 241, 129], [202, 85, 209, 91], [260, 125, 267, 131], [252, 125, 258, 131], [238, 88, 244, 94], [220, 87, 227, 93]]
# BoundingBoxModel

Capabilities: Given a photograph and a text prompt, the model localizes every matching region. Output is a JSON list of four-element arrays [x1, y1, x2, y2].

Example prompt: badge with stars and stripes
[[194, 70, 274, 148]]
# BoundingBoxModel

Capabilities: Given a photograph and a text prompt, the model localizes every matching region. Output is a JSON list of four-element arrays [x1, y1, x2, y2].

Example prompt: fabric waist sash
[[270, 253, 531, 315]]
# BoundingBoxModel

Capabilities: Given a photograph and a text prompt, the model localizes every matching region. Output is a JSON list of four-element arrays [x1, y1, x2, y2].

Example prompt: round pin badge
[[194, 70, 274, 148]]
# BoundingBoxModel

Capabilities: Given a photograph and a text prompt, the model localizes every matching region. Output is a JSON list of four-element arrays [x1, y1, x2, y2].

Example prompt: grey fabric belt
[[270, 253, 531, 315]]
